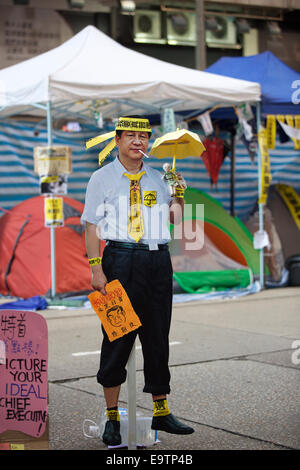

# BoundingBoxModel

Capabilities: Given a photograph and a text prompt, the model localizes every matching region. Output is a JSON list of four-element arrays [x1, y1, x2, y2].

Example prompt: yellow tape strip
[[88, 257, 102, 266], [116, 117, 151, 132], [153, 399, 171, 417], [85, 131, 115, 149], [295, 115, 300, 149], [285, 115, 300, 150], [276, 184, 300, 230], [98, 138, 116, 166], [258, 127, 272, 205], [174, 188, 185, 198], [106, 409, 120, 422], [266, 115, 276, 149]]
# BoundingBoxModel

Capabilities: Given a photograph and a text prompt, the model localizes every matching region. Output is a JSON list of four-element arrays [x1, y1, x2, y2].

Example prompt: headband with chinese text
[[86, 117, 152, 166]]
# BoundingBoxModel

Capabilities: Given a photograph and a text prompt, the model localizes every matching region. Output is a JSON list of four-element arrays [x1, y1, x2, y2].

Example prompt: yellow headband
[[85, 117, 151, 166], [115, 117, 151, 132]]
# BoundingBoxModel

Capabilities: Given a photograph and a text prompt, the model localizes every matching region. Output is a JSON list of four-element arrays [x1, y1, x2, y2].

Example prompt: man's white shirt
[[81, 157, 172, 244]]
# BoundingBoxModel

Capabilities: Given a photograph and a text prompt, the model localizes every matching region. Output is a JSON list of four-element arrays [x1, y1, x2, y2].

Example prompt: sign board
[[89, 280, 142, 342], [162, 108, 176, 134], [34, 146, 72, 176], [44, 197, 64, 227], [0, 6, 72, 69], [0, 310, 48, 439], [40, 175, 67, 195]]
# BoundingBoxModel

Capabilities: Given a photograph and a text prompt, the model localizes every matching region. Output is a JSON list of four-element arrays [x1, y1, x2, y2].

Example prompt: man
[[81, 116, 194, 447]]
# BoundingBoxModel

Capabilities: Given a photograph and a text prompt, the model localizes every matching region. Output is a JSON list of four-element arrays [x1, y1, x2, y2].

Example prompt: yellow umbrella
[[149, 128, 206, 171]]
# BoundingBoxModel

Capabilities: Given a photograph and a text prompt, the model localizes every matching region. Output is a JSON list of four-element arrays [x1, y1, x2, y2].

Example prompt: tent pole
[[256, 102, 264, 288], [46, 100, 56, 298], [230, 129, 236, 217], [127, 341, 137, 450]]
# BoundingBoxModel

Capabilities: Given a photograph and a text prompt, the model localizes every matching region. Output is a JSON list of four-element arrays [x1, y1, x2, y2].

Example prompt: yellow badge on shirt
[[143, 191, 157, 207]]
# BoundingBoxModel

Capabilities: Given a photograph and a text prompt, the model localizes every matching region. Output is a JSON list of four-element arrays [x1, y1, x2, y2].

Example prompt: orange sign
[[88, 280, 142, 342]]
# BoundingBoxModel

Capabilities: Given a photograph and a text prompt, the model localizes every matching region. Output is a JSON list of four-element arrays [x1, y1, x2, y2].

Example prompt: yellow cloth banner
[[276, 184, 300, 230], [258, 127, 272, 205], [266, 115, 276, 149]]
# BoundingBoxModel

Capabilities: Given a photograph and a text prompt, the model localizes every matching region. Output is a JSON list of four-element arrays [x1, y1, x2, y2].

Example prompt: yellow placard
[[266, 115, 276, 149], [276, 184, 300, 230], [143, 191, 157, 207], [258, 127, 272, 205], [88, 280, 142, 342], [44, 197, 64, 227]]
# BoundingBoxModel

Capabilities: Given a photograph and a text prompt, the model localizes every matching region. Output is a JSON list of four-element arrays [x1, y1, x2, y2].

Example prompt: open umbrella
[[149, 128, 206, 171]]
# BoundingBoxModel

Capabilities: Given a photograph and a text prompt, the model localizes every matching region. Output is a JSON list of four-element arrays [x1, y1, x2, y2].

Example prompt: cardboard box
[[0, 418, 49, 450]]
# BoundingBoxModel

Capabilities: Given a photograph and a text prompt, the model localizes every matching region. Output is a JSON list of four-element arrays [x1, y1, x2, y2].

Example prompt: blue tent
[[206, 51, 300, 115]]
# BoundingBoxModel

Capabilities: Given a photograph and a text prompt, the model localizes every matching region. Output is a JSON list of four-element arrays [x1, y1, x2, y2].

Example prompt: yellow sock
[[106, 408, 120, 421], [153, 399, 171, 417]]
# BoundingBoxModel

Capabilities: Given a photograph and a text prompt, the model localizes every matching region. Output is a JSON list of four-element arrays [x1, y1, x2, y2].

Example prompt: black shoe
[[102, 420, 122, 446], [151, 413, 194, 435]]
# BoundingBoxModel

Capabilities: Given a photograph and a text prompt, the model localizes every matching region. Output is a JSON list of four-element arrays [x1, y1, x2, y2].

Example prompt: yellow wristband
[[174, 188, 185, 198], [88, 257, 102, 266]]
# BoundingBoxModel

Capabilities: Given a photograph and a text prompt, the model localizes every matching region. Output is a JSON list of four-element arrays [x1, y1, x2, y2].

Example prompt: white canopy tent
[[0, 25, 264, 296], [0, 25, 260, 112]]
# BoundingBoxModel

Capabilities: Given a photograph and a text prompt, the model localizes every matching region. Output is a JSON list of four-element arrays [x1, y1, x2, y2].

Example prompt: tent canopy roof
[[0, 25, 260, 115], [206, 51, 300, 114]]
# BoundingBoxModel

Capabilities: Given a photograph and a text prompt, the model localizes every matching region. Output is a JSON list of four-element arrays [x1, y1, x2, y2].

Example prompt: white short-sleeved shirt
[[81, 157, 172, 244]]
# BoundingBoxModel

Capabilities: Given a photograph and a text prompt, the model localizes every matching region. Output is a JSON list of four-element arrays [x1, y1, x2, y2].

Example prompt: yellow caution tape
[[276, 184, 300, 230], [258, 127, 272, 205], [266, 115, 276, 149]]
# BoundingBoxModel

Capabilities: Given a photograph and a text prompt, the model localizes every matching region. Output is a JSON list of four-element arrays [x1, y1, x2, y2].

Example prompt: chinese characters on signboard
[[89, 280, 142, 342], [0, 6, 72, 69]]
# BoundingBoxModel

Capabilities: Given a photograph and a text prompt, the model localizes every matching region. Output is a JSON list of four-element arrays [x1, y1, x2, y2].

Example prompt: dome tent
[[170, 188, 266, 294], [0, 195, 104, 299]]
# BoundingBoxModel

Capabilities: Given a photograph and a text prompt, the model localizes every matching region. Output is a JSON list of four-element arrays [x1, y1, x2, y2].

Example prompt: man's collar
[[113, 156, 149, 178]]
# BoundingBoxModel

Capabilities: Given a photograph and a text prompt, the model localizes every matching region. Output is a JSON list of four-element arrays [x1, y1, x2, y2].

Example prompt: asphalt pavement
[[41, 285, 300, 453]]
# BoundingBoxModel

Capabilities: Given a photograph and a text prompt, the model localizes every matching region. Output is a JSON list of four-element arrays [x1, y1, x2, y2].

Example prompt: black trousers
[[97, 242, 173, 395]]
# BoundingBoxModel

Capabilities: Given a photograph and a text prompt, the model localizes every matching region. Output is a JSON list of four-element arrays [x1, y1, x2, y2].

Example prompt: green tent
[[170, 187, 266, 294]]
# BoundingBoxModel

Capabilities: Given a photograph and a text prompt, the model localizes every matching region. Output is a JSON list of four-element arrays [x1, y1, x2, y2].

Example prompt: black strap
[[106, 240, 168, 251]]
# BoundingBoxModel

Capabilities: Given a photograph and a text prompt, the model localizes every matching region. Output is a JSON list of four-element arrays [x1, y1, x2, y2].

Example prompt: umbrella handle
[[172, 140, 178, 172], [172, 155, 176, 172]]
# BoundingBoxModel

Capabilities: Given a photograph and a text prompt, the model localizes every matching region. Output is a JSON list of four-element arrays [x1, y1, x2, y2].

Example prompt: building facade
[[0, 0, 299, 71]]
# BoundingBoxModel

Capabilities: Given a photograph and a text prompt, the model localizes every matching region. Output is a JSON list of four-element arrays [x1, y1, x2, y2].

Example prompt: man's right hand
[[91, 269, 108, 295]]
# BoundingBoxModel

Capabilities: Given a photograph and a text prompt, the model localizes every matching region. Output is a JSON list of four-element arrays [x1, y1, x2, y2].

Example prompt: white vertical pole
[[127, 341, 137, 450], [256, 102, 264, 288], [46, 100, 56, 298]]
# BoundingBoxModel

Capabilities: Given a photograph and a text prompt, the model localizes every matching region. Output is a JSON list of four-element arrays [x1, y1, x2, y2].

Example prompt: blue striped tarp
[[1, 120, 299, 221]]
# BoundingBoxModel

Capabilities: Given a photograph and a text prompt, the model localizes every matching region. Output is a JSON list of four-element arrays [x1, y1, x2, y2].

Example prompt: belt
[[106, 240, 169, 251]]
